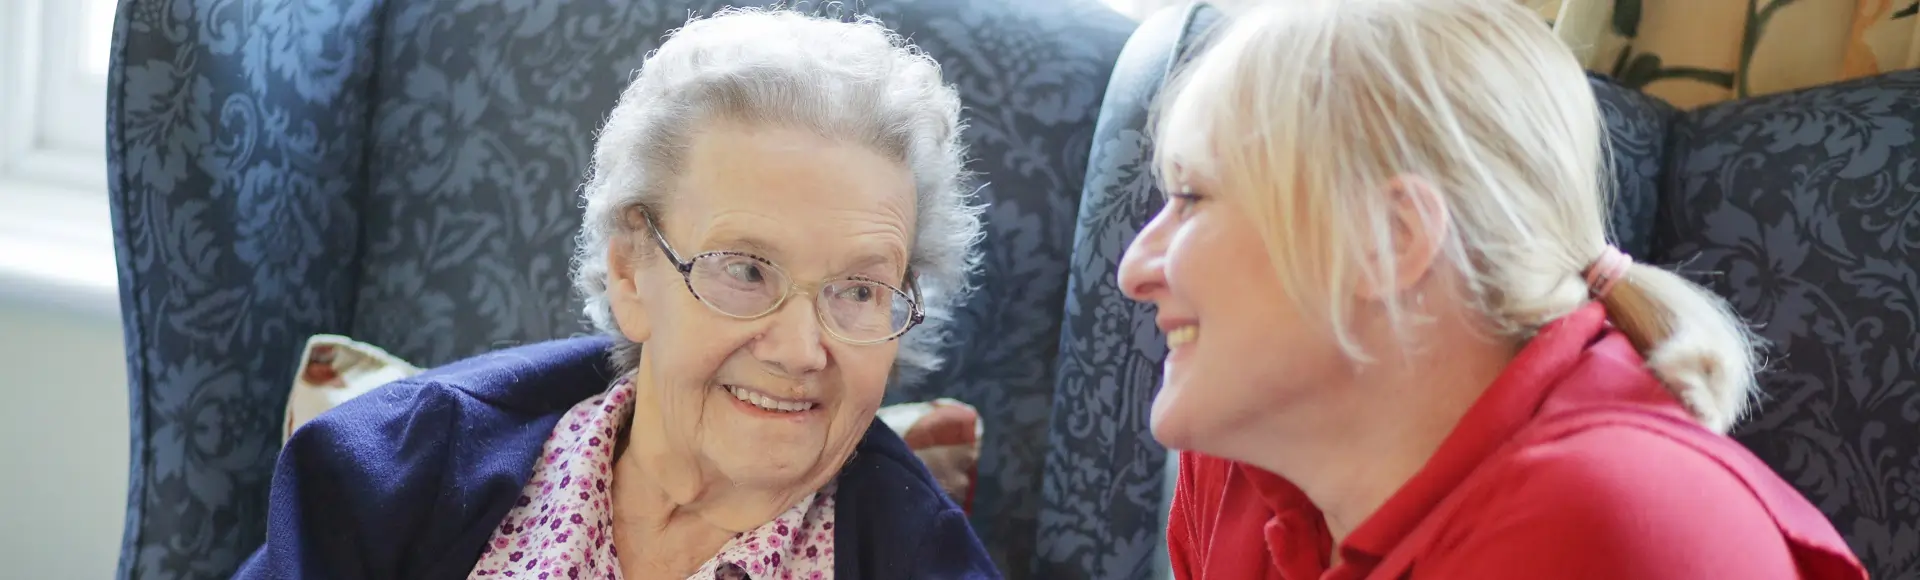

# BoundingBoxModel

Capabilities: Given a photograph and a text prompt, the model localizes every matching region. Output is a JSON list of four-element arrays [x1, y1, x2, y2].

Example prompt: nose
[[1118, 206, 1173, 303], [751, 293, 829, 378]]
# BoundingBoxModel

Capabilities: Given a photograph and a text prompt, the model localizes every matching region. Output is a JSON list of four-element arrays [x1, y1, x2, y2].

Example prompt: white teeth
[[726, 385, 814, 413], [1166, 325, 1198, 348]]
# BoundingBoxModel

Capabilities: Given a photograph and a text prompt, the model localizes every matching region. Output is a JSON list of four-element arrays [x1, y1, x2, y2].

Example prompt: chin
[[1148, 394, 1200, 451], [727, 466, 815, 491], [722, 441, 838, 485], [1151, 380, 1251, 455]]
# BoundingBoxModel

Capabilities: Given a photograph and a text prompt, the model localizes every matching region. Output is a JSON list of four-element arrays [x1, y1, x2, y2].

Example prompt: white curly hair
[[570, 6, 983, 387]]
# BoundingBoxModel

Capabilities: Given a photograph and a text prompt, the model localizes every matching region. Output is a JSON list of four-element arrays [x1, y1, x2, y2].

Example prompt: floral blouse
[[468, 378, 837, 579]]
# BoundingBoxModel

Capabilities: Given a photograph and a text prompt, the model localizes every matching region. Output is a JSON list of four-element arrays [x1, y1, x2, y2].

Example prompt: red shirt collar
[[1241, 466, 1332, 576], [1244, 302, 1666, 575]]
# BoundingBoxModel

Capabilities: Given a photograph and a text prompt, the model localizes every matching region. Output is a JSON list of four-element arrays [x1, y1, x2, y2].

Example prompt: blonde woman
[[1118, 0, 1868, 578]]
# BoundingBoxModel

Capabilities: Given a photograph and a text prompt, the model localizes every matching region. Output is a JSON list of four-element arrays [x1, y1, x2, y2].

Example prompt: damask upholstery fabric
[[110, 0, 1132, 578], [1589, 73, 1678, 261], [107, 1, 383, 578], [1656, 69, 1920, 579], [1039, 5, 1221, 579]]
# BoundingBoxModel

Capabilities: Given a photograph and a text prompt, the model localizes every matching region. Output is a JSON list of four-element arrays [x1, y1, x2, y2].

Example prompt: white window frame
[[0, 0, 120, 320], [1101, 0, 1257, 21]]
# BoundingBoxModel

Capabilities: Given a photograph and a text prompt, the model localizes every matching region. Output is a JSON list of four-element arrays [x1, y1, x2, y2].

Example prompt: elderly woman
[[236, 8, 997, 580], [1122, 0, 1867, 578]]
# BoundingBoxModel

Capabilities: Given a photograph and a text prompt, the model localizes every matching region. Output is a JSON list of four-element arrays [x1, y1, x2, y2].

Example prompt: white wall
[[0, 296, 128, 579]]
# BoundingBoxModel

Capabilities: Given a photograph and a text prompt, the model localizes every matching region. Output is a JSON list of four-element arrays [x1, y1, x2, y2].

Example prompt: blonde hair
[[1154, 0, 1761, 433]]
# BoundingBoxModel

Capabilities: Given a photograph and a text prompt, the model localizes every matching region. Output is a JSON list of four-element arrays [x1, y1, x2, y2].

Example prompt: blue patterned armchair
[[1051, 3, 1920, 579], [108, 0, 1920, 578], [107, 1, 1131, 578]]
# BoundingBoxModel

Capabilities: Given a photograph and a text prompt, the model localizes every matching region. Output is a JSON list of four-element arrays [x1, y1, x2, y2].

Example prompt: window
[[2, 0, 110, 190], [0, 0, 120, 317], [1100, 0, 1189, 20], [1101, 0, 1162, 21], [1102, 0, 1255, 21]]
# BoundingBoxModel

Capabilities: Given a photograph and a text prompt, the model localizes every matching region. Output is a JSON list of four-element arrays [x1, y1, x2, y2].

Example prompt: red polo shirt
[[1167, 304, 1867, 580]]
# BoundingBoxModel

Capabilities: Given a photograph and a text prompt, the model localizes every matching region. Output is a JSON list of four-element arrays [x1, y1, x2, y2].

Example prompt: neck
[[613, 359, 810, 535], [609, 371, 785, 578], [1232, 308, 1516, 546], [610, 452, 736, 565]]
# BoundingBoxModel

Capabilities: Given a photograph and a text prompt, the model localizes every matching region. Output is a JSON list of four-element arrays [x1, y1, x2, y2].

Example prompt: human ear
[[1357, 175, 1450, 302], [606, 230, 654, 344]]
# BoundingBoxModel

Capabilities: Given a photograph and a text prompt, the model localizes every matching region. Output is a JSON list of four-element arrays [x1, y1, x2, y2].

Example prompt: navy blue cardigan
[[234, 337, 999, 579]]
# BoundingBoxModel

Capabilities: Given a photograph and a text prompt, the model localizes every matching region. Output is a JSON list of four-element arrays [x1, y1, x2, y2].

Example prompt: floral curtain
[[1541, 0, 1920, 108], [1106, 0, 1919, 110]]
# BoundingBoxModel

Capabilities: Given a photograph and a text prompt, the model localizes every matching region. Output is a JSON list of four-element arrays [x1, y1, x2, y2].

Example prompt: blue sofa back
[[1657, 71, 1920, 579], [108, 0, 1131, 578], [1036, 6, 1219, 578]]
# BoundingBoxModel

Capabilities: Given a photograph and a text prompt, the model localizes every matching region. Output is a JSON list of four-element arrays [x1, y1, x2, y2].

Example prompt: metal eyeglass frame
[[639, 209, 926, 345]]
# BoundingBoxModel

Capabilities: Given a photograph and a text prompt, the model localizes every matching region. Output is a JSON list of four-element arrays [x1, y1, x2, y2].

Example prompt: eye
[[1169, 189, 1204, 216], [724, 260, 765, 284], [838, 282, 877, 303]]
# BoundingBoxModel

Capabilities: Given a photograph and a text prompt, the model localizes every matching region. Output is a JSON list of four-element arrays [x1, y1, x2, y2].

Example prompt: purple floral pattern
[[468, 378, 835, 579]]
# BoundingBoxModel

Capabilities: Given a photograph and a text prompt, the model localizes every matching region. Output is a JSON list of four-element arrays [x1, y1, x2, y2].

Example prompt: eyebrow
[[837, 252, 908, 282], [700, 234, 783, 259], [703, 234, 906, 280]]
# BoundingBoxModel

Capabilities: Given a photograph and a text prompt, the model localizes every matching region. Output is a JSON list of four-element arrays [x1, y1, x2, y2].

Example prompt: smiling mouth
[[724, 384, 818, 413], [1166, 324, 1198, 348]]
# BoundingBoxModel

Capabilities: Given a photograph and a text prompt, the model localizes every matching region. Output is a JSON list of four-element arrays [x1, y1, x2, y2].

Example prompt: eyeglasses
[[640, 210, 925, 345]]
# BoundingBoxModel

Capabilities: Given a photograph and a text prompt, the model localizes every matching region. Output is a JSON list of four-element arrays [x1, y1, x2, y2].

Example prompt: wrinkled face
[[1116, 177, 1353, 455], [610, 122, 914, 496]]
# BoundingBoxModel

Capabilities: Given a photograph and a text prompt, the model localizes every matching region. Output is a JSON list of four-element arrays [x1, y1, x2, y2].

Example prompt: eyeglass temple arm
[[639, 209, 695, 274], [905, 268, 927, 324]]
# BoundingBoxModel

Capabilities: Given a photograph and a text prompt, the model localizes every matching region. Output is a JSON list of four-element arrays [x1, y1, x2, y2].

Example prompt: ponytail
[[1598, 263, 1764, 434]]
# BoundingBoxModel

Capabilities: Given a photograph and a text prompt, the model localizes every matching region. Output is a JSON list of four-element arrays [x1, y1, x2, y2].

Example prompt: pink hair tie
[[1584, 245, 1633, 299]]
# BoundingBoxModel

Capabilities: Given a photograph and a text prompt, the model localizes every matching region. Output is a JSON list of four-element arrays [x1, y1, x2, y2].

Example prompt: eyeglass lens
[[686, 252, 914, 341]]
